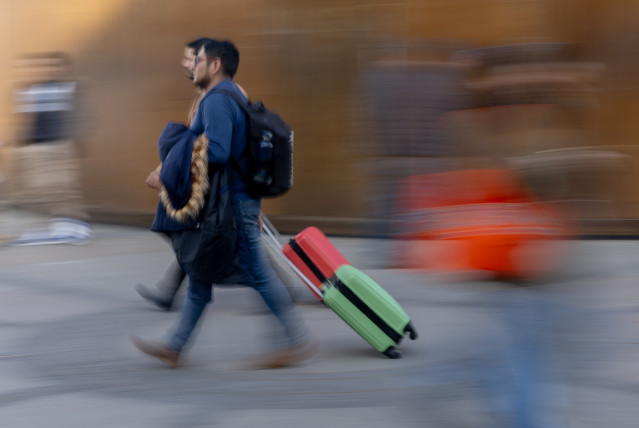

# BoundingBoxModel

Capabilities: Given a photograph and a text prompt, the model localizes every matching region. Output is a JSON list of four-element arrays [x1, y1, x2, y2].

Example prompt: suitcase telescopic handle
[[260, 214, 324, 299], [260, 214, 283, 249]]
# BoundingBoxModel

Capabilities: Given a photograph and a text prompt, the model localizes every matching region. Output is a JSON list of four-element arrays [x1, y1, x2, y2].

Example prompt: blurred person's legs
[[9, 141, 92, 245], [132, 275, 211, 368], [136, 260, 187, 310], [164, 277, 212, 353], [235, 198, 315, 368], [486, 287, 567, 428], [132, 200, 315, 369]]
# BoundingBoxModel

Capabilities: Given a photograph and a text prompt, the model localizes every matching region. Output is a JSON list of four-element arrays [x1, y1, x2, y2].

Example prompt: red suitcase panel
[[282, 227, 350, 300]]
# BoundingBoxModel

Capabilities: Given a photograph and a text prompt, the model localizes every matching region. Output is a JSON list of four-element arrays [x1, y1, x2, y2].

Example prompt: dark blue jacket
[[190, 80, 253, 201], [151, 123, 200, 232]]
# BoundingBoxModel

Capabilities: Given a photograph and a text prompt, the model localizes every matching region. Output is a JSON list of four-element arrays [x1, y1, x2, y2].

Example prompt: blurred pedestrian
[[9, 52, 93, 245], [132, 39, 316, 369]]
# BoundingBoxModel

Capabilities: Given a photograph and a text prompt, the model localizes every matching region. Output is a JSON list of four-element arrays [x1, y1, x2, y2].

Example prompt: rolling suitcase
[[281, 226, 350, 300], [261, 217, 418, 358], [324, 264, 418, 358]]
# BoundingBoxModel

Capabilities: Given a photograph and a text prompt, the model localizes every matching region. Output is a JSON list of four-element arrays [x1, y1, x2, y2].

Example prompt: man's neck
[[204, 76, 230, 93]]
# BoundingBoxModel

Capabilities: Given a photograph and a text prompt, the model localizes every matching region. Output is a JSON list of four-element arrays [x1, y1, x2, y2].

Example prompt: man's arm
[[201, 93, 235, 165]]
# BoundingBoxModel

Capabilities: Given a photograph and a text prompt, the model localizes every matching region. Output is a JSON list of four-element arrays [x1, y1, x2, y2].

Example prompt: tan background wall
[[1, 0, 638, 234]]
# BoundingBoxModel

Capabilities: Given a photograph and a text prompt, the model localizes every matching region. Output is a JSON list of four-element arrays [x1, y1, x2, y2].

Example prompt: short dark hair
[[202, 40, 239, 78], [186, 37, 213, 53]]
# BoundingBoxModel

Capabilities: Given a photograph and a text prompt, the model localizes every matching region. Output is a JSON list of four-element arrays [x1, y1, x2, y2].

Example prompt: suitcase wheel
[[382, 347, 403, 359], [404, 322, 418, 340]]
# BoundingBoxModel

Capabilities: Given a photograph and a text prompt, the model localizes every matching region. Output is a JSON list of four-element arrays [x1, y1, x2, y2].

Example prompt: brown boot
[[245, 340, 318, 370], [131, 335, 180, 368]]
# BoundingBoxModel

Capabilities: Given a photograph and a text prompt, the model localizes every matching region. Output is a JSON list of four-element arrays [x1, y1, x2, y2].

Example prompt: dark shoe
[[245, 339, 318, 370], [135, 284, 173, 310], [131, 335, 180, 368]]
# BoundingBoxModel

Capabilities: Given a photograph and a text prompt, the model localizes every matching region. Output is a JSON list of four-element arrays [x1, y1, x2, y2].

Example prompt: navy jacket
[[151, 123, 200, 232], [190, 80, 253, 201]]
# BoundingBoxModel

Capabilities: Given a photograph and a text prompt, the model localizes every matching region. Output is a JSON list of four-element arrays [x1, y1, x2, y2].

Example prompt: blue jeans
[[166, 198, 309, 353], [483, 288, 566, 428]]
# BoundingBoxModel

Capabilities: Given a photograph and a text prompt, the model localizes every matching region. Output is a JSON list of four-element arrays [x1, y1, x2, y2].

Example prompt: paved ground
[[0, 208, 637, 427]]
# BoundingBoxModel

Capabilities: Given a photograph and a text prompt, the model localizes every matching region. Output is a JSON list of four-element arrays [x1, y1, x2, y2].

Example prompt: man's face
[[192, 47, 210, 89], [181, 47, 197, 80]]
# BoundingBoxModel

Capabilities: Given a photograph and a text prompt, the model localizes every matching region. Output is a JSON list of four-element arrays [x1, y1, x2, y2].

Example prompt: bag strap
[[215, 88, 250, 114]]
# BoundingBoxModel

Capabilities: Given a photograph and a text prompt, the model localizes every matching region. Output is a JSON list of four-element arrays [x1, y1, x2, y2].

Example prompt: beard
[[193, 74, 210, 89]]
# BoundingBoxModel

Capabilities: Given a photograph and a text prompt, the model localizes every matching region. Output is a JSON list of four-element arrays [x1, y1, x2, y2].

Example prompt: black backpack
[[218, 89, 294, 198]]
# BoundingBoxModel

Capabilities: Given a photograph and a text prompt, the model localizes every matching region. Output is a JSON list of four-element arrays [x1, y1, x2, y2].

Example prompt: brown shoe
[[245, 340, 318, 370], [131, 335, 180, 368]]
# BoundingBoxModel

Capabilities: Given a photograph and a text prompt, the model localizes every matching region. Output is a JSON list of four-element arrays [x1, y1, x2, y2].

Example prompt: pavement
[[0, 207, 638, 427]]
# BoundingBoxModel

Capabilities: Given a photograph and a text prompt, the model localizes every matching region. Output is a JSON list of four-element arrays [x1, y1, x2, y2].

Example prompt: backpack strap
[[215, 88, 250, 114]]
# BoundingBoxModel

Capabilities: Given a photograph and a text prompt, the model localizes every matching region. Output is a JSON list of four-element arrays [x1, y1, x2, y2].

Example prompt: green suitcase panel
[[323, 285, 398, 354], [323, 265, 418, 358], [335, 265, 411, 331]]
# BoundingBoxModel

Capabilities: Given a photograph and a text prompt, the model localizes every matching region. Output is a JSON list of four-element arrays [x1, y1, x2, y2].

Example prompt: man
[[135, 38, 212, 310], [132, 39, 316, 369]]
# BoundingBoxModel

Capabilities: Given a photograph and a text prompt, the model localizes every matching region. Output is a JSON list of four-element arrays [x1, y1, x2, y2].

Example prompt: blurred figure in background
[[385, 42, 596, 427], [9, 52, 92, 245]]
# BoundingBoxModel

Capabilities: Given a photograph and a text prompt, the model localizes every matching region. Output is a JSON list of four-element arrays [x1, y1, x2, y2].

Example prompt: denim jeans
[[483, 287, 566, 428], [165, 276, 212, 353], [233, 198, 310, 349], [166, 197, 309, 353]]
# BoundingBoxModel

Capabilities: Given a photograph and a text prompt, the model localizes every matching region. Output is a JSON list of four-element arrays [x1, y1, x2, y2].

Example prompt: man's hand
[[146, 170, 162, 190]]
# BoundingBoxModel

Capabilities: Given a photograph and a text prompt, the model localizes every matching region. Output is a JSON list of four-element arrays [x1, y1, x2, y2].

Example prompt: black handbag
[[171, 166, 240, 284]]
